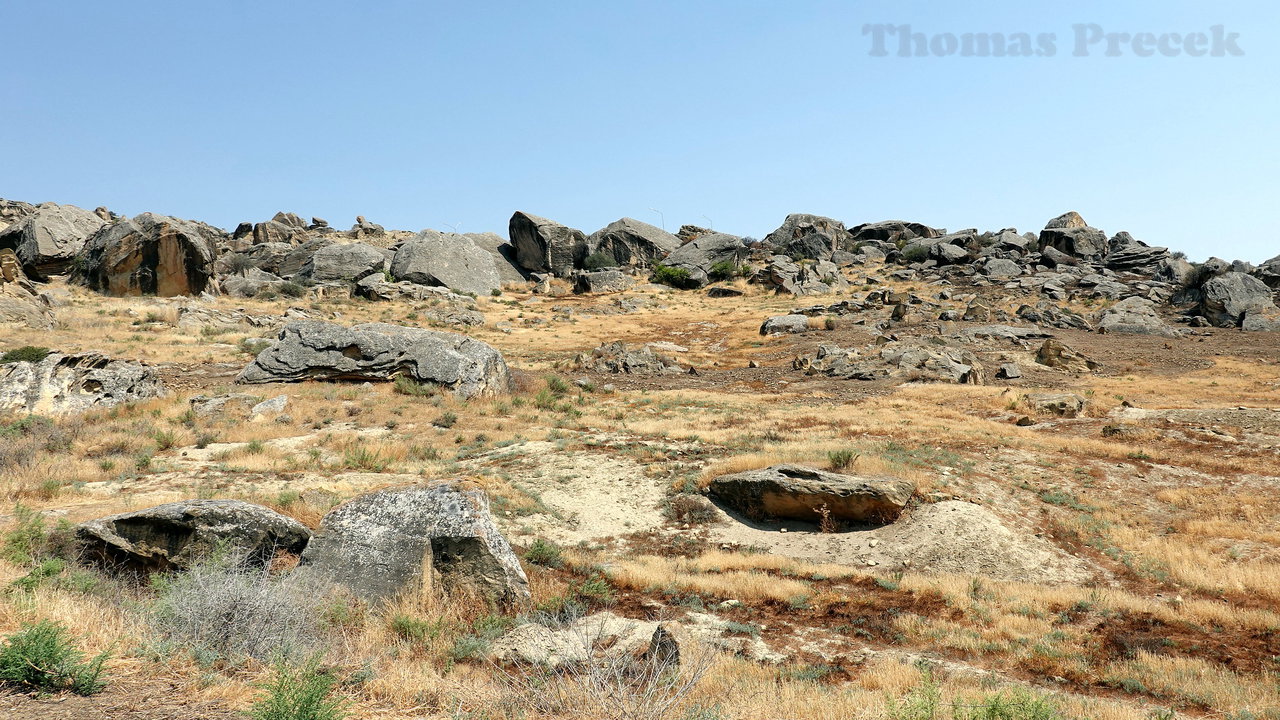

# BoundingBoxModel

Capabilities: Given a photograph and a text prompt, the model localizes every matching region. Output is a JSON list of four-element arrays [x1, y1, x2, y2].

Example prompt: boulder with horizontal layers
[[0, 202, 107, 279], [298, 483, 530, 607], [708, 464, 914, 525], [77, 500, 311, 574], [587, 217, 681, 268], [77, 213, 221, 297], [509, 211, 588, 277], [391, 230, 502, 296], [0, 351, 166, 415], [237, 320, 512, 397]]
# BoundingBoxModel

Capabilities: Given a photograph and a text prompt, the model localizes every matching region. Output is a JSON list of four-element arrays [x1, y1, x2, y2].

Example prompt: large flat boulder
[[237, 320, 512, 397], [78, 213, 221, 296], [708, 464, 914, 525], [587, 217, 681, 268], [298, 483, 530, 607], [0, 202, 106, 279], [295, 242, 388, 284], [77, 500, 311, 573], [0, 351, 166, 415], [509, 211, 587, 277], [391, 230, 501, 296]]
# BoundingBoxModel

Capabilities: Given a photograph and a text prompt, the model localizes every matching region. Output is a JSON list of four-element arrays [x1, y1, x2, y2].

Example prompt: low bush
[[651, 264, 698, 289], [523, 538, 563, 568], [150, 561, 327, 665], [0, 620, 108, 695], [0, 346, 51, 364], [248, 656, 349, 720], [583, 251, 618, 271]]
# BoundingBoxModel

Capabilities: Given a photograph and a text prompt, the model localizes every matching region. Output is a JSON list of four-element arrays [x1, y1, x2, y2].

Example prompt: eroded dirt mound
[[877, 501, 1095, 584]]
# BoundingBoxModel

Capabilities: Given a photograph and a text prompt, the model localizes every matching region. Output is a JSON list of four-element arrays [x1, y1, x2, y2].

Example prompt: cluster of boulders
[[74, 483, 531, 608], [2, 197, 1277, 332]]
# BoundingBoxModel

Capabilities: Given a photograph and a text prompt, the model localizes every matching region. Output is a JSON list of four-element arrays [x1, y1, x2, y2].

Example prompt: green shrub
[[388, 615, 442, 644], [901, 245, 929, 263], [279, 282, 307, 298], [583, 251, 618, 270], [523, 538, 563, 568], [707, 261, 743, 281], [248, 656, 348, 720], [432, 411, 457, 429], [392, 376, 437, 397], [827, 449, 858, 471], [544, 375, 570, 396], [0, 346, 51, 364], [239, 338, 274, 356], [651, 264, 698, 289], [0, 620, 108, 695]]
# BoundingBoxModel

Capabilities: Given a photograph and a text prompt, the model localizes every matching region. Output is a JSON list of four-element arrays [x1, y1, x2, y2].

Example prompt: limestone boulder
[[237, 321, 512, 397], [77, 500, 311, 573], [298, 483, 530, 607]]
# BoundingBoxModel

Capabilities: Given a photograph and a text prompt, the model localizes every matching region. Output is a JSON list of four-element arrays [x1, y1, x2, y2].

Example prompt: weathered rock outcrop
[[1038, 212, 1108, 260], [760, 256, 849, 295], [0, 249, 56, 329], [795, 341, 984, 384], [298, 483, 530, 607], [763, 214, 852, 260], [0, 202, 106, 279], [573, 270, 633, 294], [1035, 339, 1099, 373], [1198, 272, 1280, 330], [0, 351, 166, 415], [509, 211, 587, 277], [661, 232, 746, 287], [760, 314, 812, 335], [574, 341, 684, 375], [78, 213, 220, 296], [708, 464, 914, 525], [391, 230, 502, 296], [1097, 296, 1178, 336], [77, 500, 311, 573], [238, 321, 512, 397], [1022, 393, 1086, 418], [587, 218, 681, 268], [295, 242, 387, 284]]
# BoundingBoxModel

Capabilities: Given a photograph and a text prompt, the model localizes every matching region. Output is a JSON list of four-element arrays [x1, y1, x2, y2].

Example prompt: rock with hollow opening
[[708, 464, 914, 525], [76, 500, 311, 573]]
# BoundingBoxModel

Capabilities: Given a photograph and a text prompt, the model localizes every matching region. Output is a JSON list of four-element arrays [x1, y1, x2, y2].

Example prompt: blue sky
[[4, 1, 1277, 261]]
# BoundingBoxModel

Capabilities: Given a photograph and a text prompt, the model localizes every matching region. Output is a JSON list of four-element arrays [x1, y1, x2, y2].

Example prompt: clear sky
[[4, 1, 1277, 262]]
